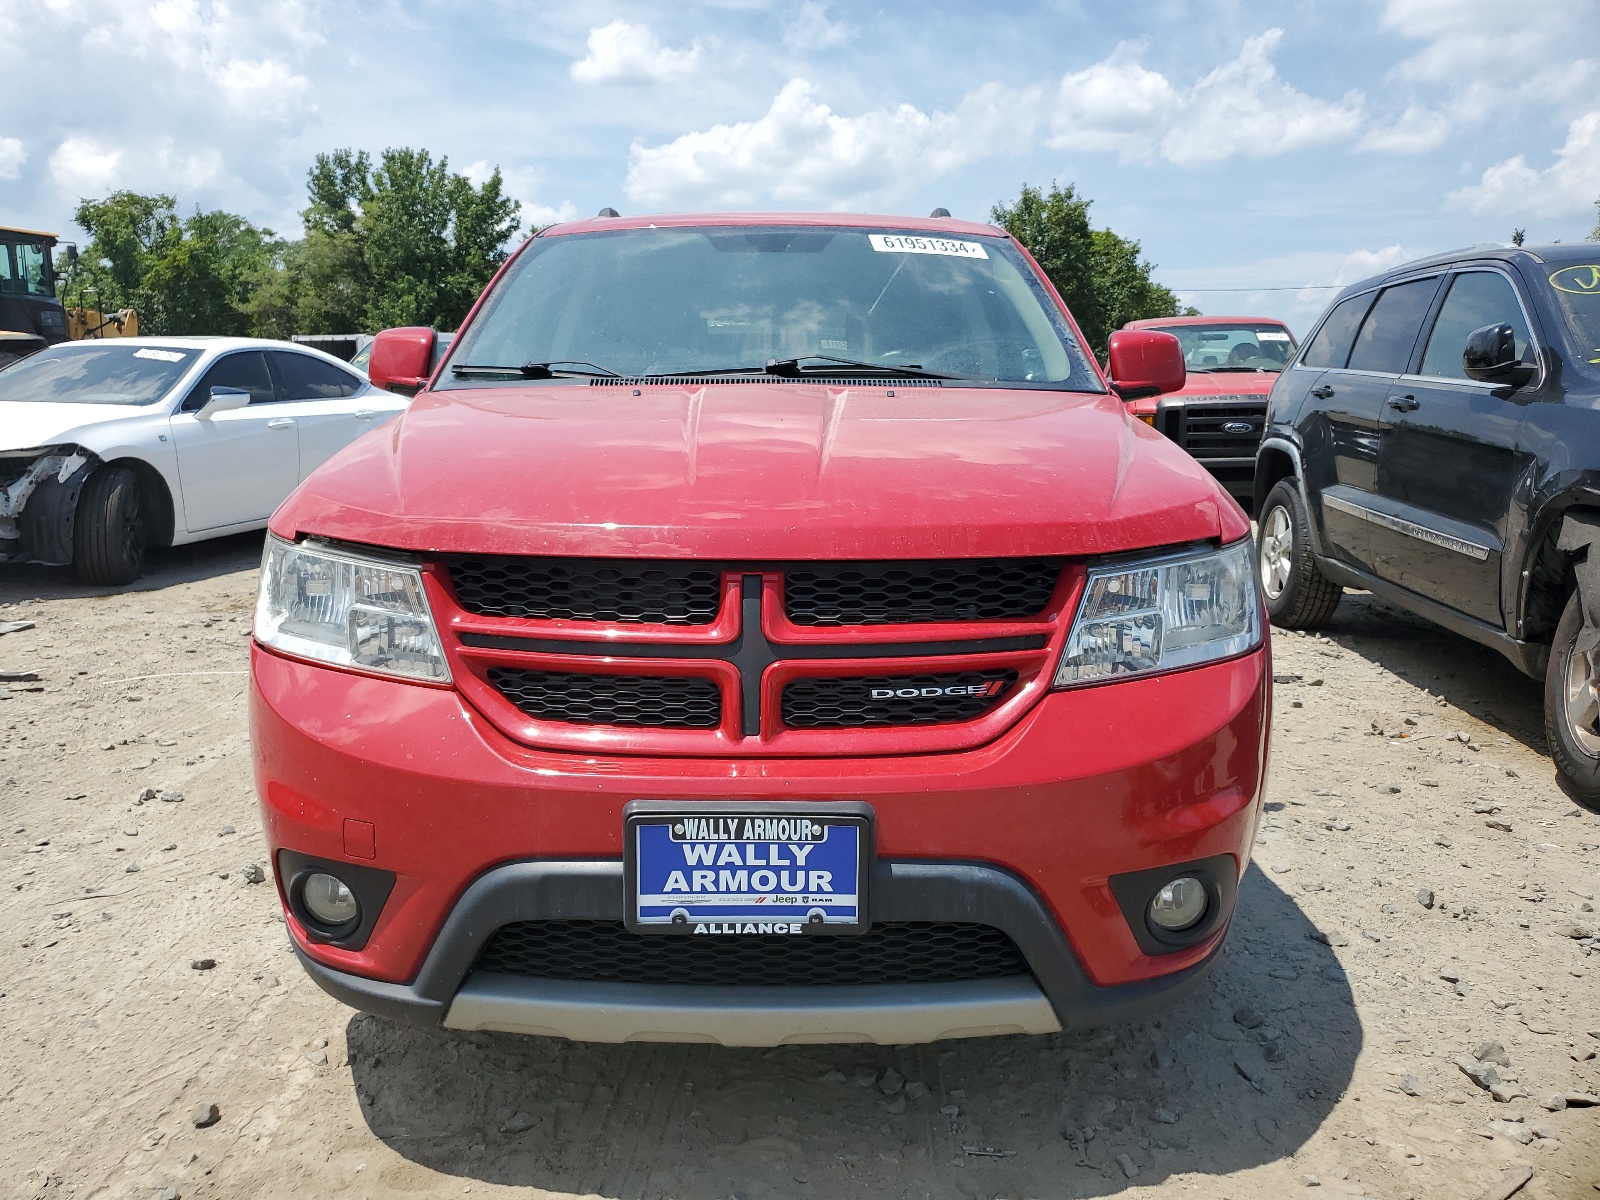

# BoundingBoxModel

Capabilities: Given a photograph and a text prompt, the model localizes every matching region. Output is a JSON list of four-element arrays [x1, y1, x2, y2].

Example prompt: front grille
[[475, 920, 1029, 986], [784, 559, 1061, 625], [488, 668, 721, 728], [447, 558, 722, 624], [1161, 402, 1266, 461], [782, 670, 1017, 729]]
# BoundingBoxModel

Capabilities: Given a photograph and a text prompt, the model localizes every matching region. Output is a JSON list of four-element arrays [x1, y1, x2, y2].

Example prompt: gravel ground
[[2, 536, 1598, 1200]]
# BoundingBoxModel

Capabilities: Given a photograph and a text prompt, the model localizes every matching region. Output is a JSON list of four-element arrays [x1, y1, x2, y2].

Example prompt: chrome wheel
[[1564, 640, 1600, 756], [1258, 504, 1293, 600]]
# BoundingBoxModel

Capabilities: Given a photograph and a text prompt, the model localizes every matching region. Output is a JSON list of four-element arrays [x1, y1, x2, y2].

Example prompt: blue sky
[[2, 0, 1598, 334]]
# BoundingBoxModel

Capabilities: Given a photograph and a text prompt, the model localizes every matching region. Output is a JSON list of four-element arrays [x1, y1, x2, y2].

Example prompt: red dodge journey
[[249, 211, 1271, 1046]]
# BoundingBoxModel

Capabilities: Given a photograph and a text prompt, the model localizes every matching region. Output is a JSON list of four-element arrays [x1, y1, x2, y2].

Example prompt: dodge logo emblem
[[871, 681, 1006, 700], [1222, 420, 1255, 434]]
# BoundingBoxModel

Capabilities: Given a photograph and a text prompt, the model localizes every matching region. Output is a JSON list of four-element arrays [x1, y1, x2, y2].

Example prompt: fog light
[[302, 872, 359, 927], [1148, 876, 1208, 932]]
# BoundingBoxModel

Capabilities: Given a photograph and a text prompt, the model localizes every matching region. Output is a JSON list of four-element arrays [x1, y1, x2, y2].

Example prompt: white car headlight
[[254, 535, 449, 683], [1054, 539, 1261, 687]]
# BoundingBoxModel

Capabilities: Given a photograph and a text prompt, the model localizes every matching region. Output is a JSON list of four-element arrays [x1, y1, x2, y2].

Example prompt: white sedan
[[0, 337, 409, 585]]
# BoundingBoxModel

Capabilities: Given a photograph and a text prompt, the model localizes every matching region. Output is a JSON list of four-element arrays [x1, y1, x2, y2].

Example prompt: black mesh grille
[[784, 560, 1061, 625], [447, 558, 722, 624], [488, 668, 721, 728], [782, 670, 1017, 729], [476, 920, 1029, 986]]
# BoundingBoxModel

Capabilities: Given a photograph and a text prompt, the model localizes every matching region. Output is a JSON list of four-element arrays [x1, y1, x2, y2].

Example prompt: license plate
[[624, 801, 872, 935]]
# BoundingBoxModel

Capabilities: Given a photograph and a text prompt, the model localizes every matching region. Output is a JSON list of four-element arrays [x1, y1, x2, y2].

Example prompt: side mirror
[[1106, 329, 1187, 400], [368, 327, 436, 396], [197, 386, 250, 418], [1463, 323, 1535, 388]]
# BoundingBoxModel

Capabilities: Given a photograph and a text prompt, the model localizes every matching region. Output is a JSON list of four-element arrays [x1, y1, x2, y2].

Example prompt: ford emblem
[[1222, 420, 1254, 434]]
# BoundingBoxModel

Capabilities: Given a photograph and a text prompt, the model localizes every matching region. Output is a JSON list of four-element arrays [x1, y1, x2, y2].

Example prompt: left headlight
[[1053, 538, 1261, 688], [254, 534, 449, 683]]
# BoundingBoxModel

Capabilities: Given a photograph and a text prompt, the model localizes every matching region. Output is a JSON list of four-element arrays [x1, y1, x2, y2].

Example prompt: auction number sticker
[[1257, 331, 1291, 342], [869, 234, 988, 259], [133, 348, 188, 363]]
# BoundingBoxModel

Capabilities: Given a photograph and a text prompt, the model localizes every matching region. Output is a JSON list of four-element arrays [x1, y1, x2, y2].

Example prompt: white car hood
[[0, 402, 150, 453]]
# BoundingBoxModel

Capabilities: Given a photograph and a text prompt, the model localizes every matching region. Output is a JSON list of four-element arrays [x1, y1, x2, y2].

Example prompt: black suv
[[1252, 244, 1600, 805]]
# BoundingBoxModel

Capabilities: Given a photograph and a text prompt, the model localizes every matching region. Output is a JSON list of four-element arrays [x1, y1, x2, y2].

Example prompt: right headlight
[[254, 534, 449, 683], [1053, 538, 1261, 687]]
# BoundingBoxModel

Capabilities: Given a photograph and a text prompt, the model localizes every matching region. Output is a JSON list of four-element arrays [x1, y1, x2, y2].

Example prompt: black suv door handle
[[1310, 385, 1334, 399], [1387, 394, 1420, 412]]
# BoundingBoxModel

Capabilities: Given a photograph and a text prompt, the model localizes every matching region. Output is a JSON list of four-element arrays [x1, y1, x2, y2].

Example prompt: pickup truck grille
[[1154, 396, 1266, 504], [476, 920, 1028, 986], [781, 670, 1017, 728], [443, 558, 1068, 754]]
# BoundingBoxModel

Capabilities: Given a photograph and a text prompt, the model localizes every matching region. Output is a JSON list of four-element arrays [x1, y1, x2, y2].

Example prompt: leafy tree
[[992, 181, 1188, 356], [69, 192, 282, 335], [1588, 197, 1599, 242]]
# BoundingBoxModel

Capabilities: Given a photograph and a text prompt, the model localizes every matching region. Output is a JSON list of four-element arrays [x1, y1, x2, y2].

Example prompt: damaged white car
[[0, 338, 408, 585]]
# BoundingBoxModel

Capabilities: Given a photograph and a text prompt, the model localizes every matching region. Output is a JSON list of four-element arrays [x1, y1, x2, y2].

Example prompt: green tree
[[70, 192, 282, 335], [991, 181, 1187, 356], [1588, 197, 1599, 242], [279, 146, 522, 334]]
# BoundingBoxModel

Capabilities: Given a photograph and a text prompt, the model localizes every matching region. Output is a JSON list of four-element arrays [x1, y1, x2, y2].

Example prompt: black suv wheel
[[1544, 590, 1600, 812], [73, 464, 148, 587], [1256, 478, 1341, 629]]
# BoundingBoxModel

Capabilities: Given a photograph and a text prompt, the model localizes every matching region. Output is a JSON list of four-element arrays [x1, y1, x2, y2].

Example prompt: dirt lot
[[2, 536, 1598, 1200]]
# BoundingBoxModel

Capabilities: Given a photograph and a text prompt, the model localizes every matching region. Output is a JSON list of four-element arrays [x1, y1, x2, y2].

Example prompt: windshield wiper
[[451, 360, 621, 379], [1194, 365, 1275, 373], [763, 355, 959, 380]]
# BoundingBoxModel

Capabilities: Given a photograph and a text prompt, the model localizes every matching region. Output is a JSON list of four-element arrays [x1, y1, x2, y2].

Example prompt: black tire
[[1543, 590, 1600, 812], [72, 464, 148, 586], [1255, 478, 1341, 629]]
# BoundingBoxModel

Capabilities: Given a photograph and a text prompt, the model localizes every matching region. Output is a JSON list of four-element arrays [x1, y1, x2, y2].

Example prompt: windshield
[[1547, 264, 1600, 370], [442, 226, 1100, 389], [0, 240, 54, 298], [0, 343, 198, 405], [1144, 323, 1298, 373]]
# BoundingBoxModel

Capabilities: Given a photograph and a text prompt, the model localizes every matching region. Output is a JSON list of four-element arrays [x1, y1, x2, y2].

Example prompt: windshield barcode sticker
[[868, 234, 988, 259], [133, 348, 187, 362]]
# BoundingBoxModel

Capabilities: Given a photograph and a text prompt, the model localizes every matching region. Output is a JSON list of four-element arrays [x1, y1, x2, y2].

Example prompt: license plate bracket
[[623, 800, 873, 936]]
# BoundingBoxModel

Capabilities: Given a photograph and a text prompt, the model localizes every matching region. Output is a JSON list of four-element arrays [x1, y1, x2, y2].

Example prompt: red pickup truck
[[1112, 316, 1298, 511], [250, 212, 1270, 1046]]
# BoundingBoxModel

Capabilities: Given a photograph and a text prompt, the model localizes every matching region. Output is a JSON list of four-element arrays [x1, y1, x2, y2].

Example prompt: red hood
[[271, 383, 1246, 559], [1174, 371, 1278, 396]]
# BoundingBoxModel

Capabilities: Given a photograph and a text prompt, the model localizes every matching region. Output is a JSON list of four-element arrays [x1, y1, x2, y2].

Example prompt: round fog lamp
[[302, 872, 359, 927], [1148, 875, 1208, 932]]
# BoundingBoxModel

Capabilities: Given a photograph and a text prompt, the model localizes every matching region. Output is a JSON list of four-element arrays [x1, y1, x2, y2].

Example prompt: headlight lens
[[254, 535, 449, 682], [1054, 538, 1260, 687]]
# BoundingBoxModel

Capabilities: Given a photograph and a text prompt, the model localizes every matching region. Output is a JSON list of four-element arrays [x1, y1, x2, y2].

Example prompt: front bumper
[[252, 641, 1268, 1042]]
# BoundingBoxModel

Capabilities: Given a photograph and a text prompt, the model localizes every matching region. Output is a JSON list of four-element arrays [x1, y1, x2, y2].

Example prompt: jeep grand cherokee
[[250, 211, 1270, 1046]]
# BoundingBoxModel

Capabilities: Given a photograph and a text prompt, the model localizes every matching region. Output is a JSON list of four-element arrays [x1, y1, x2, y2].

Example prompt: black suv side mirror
[[1463, 323, 1535, 388]]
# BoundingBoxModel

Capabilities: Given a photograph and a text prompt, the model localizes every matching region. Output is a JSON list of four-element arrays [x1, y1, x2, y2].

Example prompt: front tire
[[1256, 478, 1341, 629], [73, 464, 148, 586], [1543, 590, 1600, 812]]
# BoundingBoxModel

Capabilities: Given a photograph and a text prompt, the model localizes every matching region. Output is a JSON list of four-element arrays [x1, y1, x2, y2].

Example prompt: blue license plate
[[624, 802, 871, 935]]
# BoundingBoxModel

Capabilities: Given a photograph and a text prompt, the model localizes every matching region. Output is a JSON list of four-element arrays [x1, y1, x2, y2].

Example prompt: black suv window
[[1419, 271, 1533, 380], [1346, 279, 1439, 374], [181, 351, 277, 412], [1301, 293, 1373, 369], [274, 351, 361, 400]]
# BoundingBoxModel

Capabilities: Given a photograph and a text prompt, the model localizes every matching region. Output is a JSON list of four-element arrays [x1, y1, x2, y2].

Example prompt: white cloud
[[216, 57, 311, 120], [783, 2, 853, 51], [570, 21, 701, 85], [1450, 110, 1600, 216], [1047, 31, 1361, 165], [0, 137, 25, 181], [49, 137, 123, 196], [625, 77, 1038, 209], [1358, 105, 1450, 154], [1159, 31, 1363, 165], [463, 161, 576, 230]]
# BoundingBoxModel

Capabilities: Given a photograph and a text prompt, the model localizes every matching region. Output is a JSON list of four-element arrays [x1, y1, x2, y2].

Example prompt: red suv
[[1111, 316, 1298, 512], [250, 213, 1270, 1047]]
